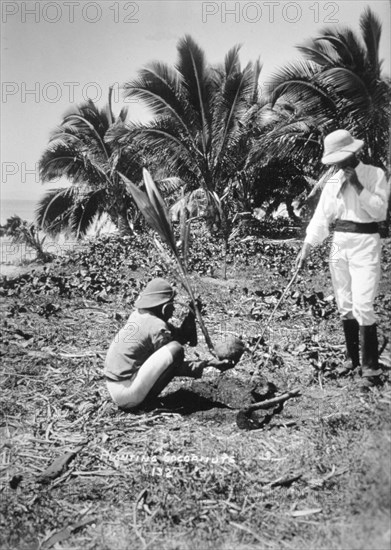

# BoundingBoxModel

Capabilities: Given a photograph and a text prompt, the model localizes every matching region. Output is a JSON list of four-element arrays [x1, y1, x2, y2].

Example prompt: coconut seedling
[[121, 169, 245, 364], [120, 169, 213, 352]]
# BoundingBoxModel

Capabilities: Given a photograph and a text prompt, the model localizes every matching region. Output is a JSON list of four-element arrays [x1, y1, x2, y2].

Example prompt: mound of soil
[[190, 374, 277, 409]]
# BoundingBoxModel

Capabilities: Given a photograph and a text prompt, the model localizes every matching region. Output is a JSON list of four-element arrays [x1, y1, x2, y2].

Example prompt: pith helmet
[[321, 129, 364, 165], [135, 278, 176, 309]]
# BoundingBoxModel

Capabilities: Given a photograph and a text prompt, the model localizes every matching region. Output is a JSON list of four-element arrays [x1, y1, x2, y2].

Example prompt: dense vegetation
[[1, 231, 390, 549], [35, 8, 390, 239]]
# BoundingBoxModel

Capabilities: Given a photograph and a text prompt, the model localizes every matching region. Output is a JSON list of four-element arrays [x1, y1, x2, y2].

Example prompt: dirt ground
[[1, 232, 390, 550]]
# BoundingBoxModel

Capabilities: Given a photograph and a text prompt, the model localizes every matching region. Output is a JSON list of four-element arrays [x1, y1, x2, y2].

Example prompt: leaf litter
[[1, 230, 390, 550]]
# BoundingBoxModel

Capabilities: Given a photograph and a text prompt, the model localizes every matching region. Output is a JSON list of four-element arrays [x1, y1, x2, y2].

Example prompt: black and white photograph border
[[1, 1, 391, 549]]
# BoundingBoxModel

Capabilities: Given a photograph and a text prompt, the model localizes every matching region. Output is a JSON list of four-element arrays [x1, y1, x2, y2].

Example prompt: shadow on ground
[[154, 388, 229, 415]]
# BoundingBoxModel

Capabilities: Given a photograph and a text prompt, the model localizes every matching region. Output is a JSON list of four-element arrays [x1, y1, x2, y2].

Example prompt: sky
[[1, 0, 390, 205]]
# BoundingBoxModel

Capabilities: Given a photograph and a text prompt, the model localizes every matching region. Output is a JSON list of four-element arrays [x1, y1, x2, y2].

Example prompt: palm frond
[[360, 7, 382, 74], [62, 114, 109, 159], [61, 100, 111, 139], [223, 45, 242, 78], [176, 35, 213, 154], [296, 45, 338, 67], [135, 125, 196, 158], [143, 168, 179, 254], [104, 119, 137, 148], [69, 190, 107, 238], [124, 63, 190, 132], [250, 117, 325, 166], [156, 177, 185, 194], [107, 86, 115, 125], [267, 60, 335, 109], [39, 143, 107, 185], [120, 171, 178, 256], [250, 58, 262, 103], [321, 67, 370, 107], [216, 63, 255, 153], [35, 187, 75, 235]]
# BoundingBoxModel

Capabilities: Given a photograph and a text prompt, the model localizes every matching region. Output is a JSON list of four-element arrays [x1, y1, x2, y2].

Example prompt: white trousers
[[329, 232, 381, 326], [106, 342, 179, 409]]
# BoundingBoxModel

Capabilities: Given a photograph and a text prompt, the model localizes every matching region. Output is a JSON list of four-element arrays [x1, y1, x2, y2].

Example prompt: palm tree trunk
[[222, 237, 228, 280], [286, 199, 300, 222], [117, 206, 133, 236]]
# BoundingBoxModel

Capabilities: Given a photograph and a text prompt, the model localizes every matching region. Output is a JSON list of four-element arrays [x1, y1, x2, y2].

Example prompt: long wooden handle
[[251, 268, 300, 357]]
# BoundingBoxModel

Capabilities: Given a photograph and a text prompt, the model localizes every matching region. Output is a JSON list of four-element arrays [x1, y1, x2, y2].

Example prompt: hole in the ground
[[158, 388, 229, 414], [157, 376, 277, 414]]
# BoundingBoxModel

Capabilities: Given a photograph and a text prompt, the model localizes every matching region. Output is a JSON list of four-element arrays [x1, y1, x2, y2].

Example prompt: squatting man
[[104, 278, 234, 411], [296, 129, 390, 388]]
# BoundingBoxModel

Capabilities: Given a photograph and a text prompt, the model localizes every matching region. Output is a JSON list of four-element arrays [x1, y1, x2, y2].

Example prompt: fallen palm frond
[[120, 168, 215, 353]]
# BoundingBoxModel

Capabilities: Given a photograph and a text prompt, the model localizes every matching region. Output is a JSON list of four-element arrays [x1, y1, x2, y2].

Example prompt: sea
[[0, 198, 117, 271], [1, 200, 38, 270], [0, 198, 37, 224]]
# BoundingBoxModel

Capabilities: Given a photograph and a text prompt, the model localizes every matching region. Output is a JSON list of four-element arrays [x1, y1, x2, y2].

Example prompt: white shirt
[[305, 162, 390, 246]]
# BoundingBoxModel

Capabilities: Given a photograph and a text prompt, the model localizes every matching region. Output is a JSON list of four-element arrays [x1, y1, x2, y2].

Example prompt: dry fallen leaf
[[290, 508, 322, 517]]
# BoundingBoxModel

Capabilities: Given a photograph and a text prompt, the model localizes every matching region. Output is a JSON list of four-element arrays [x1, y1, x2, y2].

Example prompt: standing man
[[296, 129, 390, 387]]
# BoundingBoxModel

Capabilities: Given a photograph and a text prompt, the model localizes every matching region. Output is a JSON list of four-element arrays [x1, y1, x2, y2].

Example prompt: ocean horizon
[[0, 198, 117, 267], [1, 198, 37, 225]]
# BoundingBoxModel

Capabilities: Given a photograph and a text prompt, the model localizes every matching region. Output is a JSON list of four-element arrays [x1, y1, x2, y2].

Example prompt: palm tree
[[253, 7, 390, 172], [108, 36, 264, 277], [37, 89, 143, 237], [2, 215, 53, 262], [112, 36, 262, 212]]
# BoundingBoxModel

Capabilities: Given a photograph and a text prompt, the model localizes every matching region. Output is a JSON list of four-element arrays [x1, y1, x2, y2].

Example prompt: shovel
[[251, 267, 300, 358]]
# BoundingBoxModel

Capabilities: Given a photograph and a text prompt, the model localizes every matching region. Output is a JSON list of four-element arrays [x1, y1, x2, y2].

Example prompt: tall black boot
[[360, 324, 382, 387], [337, 319, 360, 375]]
